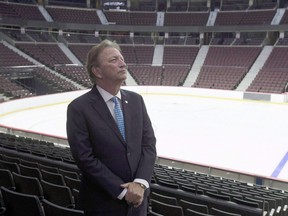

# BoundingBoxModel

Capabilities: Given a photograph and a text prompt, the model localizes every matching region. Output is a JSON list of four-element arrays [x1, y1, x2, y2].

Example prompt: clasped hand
[[121, 182, 145, 208]]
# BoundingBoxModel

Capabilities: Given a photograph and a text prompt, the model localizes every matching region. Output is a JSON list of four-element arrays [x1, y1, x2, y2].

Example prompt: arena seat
[[40, 180, 75, 208], [46, 6, 101, 24], [185, 208, 214, 216], [221, 0, 249, 11], [210, 207, 242, 216], [280, 10, 288, 25], [0, 160, 20, 174], [55, 66, 92, 88], [12, 172, 44, 199], [42, 199, 84, 216], [104, 11, 157, 26], [0, 2, 45, 21], [0, 169, 15, 190], [247, 47, 288, 93], [178, 199, 209, 214], [150, 199, 184, 216], [134, 45, 154, 64], [0, 186, 45, 216], [16, 43, 72, 69], [128, 65, 162, 85], [1, 133, 287, 216], [162, 46, 199, 65], [40, 169, 65, 186], [150, 192, 178, 205], [68, 44, 94, 64], [19, 164, 42, 180], [164, 12, 209, 26], [193, 46, 262, 90], [1, 29, 32, 42], [215, 10, 276, 26], [0, 43, 32, 66], [26, 31, 56, 42]]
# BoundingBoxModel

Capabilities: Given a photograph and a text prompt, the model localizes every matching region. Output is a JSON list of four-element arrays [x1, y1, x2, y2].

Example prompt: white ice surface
[[0, 87, 287, 180]]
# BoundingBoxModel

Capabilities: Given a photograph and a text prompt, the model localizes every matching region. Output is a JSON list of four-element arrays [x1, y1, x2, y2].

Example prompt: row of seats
[[166, 0, 277, 12], [247, 47, 288, 93], [214, 10, 277, 26], [166, 1, 209, 12], [0, 135, 75, 164], [193, 47, 261, 91], [0, 2, 45, 21], [104, 11, 157, 26], [128, 65, 190, 86], [0, 132, 84, 215], [15, 43, 73, 69], [56, 66, 92, 88], [1, 40, 288, 99], [149, 196, 249, 216], [0, 168, 79, 207], [3, 27, 287, 47], [3, 28, 277, 46], [0, 76, 33, 98], [0, 41, 81, 99], [3, 0, 279, 12], [1, 132, 288, 216], [150, 164, 288, 216], [193, 66, 248, 90], [46, 0, 86, 8], [1, 2, 287, 26], [0, 186, 83, 216]]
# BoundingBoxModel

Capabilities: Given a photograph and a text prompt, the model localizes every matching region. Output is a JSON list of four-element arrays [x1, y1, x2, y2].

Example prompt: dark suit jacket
[[66, 85, 157, 216]]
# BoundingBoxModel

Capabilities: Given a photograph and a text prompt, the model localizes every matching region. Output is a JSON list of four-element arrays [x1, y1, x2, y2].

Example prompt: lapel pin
[[125, 100, 128, 104]]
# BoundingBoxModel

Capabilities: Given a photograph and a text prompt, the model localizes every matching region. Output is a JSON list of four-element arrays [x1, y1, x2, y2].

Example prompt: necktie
[[111, 96, 126, 140]]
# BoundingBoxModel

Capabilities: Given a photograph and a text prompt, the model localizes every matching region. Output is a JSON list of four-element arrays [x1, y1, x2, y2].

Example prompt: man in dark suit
[[66, 39, 157, 216]]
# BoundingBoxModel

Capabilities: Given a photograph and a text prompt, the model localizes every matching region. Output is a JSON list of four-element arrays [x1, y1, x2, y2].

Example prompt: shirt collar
[[96, 85, 121, 103]]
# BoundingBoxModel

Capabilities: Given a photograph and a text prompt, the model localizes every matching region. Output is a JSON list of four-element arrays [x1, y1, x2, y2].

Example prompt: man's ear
[[92, 66, 102, 79]]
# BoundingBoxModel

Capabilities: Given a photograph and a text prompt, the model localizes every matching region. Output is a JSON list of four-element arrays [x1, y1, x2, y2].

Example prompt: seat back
[[210, 207, 241, 216], [64, 176, 81, 191], [150, 199, 184, 216], [185, 208, 215, 216], [232, 197, 259, 208], [0, 169, 15, 190], [0, 186, 45, 216], [151, 192, 178, 205], [12, 172, 44, 198], [41, 179, 75, 208], [19, 164, 42, 180], [59, 169, 79, 179], [0, 159, 20, 174], [38, 164, 59, 173], [20, 159, 38, 168], [41, 169, 65, 186], [1, 155, 20, 164], [179, 199, 208, 214], [72, 188, 81, 210], [0, 190, 5, 215], [42, 199, 84, 216], [206, 191, 231, 201], [157, 179, 179, 189], [149, 210, 165, 216]]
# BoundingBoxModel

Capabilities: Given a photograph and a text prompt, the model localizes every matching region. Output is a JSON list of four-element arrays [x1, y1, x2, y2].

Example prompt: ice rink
[[0, 86, 288, 181]]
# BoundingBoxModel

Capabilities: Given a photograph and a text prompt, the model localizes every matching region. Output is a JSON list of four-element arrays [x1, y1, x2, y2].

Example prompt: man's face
[[94, 47, 127, 83]]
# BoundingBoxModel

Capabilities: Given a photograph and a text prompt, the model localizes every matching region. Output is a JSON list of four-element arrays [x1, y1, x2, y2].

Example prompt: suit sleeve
[[134, 96, 157, 184]]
